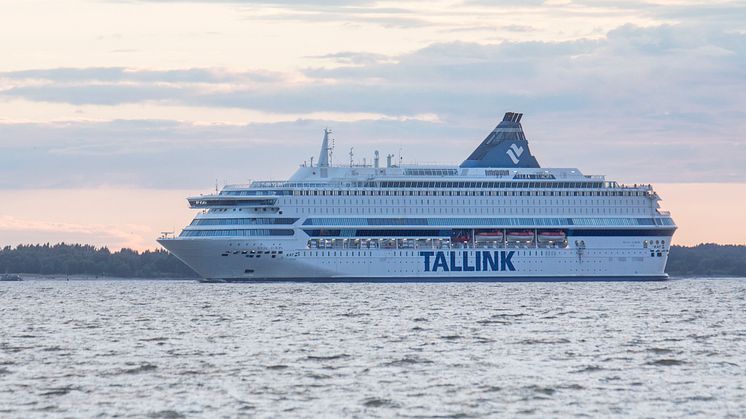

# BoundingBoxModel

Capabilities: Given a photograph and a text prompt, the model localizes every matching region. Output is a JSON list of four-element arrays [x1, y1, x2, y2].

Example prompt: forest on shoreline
[[0, 244, 197, 278], [0, 243, 744, 279]]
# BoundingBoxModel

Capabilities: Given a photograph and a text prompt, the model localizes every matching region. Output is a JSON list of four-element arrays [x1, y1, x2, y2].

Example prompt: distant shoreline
[[2, 243, 745, 279], [12, 274, 196, 281]]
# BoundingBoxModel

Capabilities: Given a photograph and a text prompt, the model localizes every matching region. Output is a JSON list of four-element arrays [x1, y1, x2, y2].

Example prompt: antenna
[[215, 179, 218, 193], [374, 150, 380, 168], [349, 147, 354, 167], [329, 138, 335, 166]]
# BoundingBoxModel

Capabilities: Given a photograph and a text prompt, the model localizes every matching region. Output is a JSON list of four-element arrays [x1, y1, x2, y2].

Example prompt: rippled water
[[1, 279, 745, 417]]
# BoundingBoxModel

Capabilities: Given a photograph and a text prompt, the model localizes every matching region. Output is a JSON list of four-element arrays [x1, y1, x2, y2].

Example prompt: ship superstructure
[[158, 112, 675, 281]]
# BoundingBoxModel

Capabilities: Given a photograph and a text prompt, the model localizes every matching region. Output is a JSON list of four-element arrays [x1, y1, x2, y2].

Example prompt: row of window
[[567, 229, 676, 237], [307, 238, 569, 250], [178, 226, 675, 238], [303, 228, 676, 238], [249, 180, 616, 189], [403, 168, 459, 176], [189, 198, 277, 208], [291, 205, 650, 216], [180, 229, 294, 237], [225, 181, 649, 196], [293, 198, 644, 207], [292, 189, 645, 197], [222, 190, 293, 196], [302, 217, 675, 227], [190, 218, 298, 226], [378, 181, 608, 189]]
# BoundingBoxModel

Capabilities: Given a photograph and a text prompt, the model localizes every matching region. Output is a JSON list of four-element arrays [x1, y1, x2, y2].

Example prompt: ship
[[158, 112, 676, 282]]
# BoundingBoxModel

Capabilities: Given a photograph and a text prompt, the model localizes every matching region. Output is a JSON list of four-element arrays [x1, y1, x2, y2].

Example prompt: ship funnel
[[460, 112, 540, 168]]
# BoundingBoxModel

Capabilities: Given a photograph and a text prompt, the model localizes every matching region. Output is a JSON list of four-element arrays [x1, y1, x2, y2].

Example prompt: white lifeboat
[[538, 230, 566, 242], [506, 230, 535, 241], [475, 230, 504, 241]]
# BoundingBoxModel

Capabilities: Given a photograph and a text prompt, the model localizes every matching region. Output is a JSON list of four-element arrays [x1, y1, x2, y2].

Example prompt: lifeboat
[[475, 230, 504, 241], [506, 230, 535, 241], [476, 231, 503, 237], [537, 230, 566, 242]]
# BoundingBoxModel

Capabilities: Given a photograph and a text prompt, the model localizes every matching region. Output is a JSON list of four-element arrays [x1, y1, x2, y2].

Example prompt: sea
[[1, 278, 744, 418]]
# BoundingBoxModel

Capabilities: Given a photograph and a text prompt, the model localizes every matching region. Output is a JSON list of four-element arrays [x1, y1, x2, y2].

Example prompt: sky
[[0, 0, 744, 250]]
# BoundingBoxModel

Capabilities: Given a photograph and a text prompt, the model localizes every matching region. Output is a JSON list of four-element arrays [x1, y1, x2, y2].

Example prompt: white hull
[[159, 235, 670, 281]]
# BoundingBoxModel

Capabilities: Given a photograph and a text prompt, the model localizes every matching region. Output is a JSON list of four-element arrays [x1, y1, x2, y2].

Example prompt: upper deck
[[218, 165, 646, 194], [184, 112, 669, 225], [217, 111, 653, 193]]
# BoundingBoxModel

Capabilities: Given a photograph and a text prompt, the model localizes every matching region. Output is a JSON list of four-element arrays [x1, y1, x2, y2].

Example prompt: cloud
[[1, 20, 745, 187], [500, 25, 535, 33], [306, 51, 392, 66], [4, 23, 743, 118], [130, 0, 375, 4], [0, 111, 744, 191], [0, 118, 472, 189], [0, 215, 150, 250], [1, 83, 184, 106], [1, 67, 282, 84]]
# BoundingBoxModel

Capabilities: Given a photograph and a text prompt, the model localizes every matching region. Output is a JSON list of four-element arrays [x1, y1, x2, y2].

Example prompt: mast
[[318, 128, 331, 168]]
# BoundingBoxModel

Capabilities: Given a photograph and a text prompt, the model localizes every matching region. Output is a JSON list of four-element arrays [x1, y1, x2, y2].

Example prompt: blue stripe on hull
[[200, 275, 669, 284]]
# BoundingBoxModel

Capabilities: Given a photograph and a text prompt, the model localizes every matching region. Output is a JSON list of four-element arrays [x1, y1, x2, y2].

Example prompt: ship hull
[[159, 236, 671, 282]]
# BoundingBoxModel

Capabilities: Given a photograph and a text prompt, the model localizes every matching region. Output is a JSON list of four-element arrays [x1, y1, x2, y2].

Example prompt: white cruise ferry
[[158, 112, 676, 282]]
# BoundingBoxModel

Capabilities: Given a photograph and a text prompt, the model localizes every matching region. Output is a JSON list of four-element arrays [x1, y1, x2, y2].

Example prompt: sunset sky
[[1, 0, 744, 250]]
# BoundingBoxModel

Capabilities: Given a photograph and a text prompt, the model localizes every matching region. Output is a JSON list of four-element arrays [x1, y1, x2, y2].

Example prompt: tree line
[[0, 242, 744, 278], [0, 243, 197, 278], [667, 244, 746, 277]]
